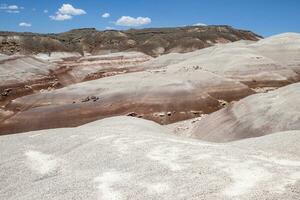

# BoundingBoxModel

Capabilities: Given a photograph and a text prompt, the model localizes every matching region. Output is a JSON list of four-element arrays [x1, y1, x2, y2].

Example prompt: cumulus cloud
[[115, 16, 151, 27], [0, 4, 23, 13], [58, 4, 86, 15], [19, 22, 32, 27], [50, 4, 86, 21], [44, 9, 48, 13], [102, 12, 110, 18], [50, 13, 72, 21], [193, 23, 207, 26]]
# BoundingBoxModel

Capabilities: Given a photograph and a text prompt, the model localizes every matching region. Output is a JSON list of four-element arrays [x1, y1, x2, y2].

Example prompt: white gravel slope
[[144, 33, 300, 85], [250, 33, 300, 73], [0, 55, 55, 85], [35, 52, 82, 62], [1, 116, 299, 200]]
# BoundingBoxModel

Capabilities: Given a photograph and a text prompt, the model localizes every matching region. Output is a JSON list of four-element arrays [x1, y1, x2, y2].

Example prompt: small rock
[[52, 82, 60, 88], [127, 112, 137, 117], [191, 110, 201, 115], [159, 112, 165, 117], [1, 88, 12, 96], [4, 88, 12, 93], [1, 92, 8, 97], [90, 96, 100, 102], [81, 96, 90, 102], [24, 85, 33, 90], [218, 99, 228, 107]]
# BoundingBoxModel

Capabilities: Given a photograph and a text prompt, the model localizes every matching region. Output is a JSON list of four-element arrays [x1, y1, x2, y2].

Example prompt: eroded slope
[[1, 33, 300, 135], [173, 82, 300, 142]]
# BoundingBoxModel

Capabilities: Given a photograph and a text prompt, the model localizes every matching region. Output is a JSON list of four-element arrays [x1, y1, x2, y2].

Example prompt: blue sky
[[0, 0, 299, 36]]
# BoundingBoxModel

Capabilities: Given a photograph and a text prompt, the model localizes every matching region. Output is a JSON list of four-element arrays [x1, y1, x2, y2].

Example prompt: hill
[[0, 25, 261, 57]]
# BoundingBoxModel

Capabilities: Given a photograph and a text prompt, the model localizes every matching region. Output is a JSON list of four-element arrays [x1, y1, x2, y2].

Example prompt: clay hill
[[0, 32, 299, 135], [0, 25, 261, 57]]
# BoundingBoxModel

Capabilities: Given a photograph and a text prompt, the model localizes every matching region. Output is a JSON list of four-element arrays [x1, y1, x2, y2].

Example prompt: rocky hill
[[0, 25, 261, 56]]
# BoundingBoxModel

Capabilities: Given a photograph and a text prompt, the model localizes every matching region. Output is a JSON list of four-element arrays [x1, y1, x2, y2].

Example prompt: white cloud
[[44, 9, 48, 13], [0, 4, 22, 13], [19, 22, 32, 27], [58, 4, 86, 15], [115, 16, 151, 27], [50, 4, 86, 21], [50, 13, 72, 21], [8, 5, 18, 10], [193, 23, 207, 26], [102, 12, 110, 18]]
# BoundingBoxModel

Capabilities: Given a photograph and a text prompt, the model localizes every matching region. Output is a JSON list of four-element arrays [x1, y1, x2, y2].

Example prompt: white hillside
[[185, 82, 300, 142], [0, 116, 300, 199]]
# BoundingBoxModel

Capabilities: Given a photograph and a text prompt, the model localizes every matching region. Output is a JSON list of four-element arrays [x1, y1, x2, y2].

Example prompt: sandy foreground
[[1, 116, 300, 200]]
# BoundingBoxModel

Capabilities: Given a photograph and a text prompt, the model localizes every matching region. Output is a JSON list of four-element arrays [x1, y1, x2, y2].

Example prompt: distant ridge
[[0, 25, 262, 56]]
